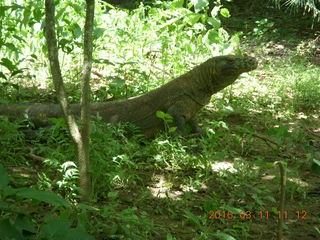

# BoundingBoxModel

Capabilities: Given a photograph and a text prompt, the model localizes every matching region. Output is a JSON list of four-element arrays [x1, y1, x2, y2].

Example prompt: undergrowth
[[0, 0, 320, 239]]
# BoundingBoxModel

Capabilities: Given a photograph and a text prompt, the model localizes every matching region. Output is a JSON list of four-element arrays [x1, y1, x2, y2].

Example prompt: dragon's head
[[202, 55, 258, 92]]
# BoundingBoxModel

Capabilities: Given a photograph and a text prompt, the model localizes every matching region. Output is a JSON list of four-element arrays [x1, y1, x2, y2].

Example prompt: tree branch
[[44, 0, 82, 145]]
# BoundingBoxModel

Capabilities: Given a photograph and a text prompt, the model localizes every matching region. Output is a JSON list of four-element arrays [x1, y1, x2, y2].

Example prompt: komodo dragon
[[0, 55, 258, 137]]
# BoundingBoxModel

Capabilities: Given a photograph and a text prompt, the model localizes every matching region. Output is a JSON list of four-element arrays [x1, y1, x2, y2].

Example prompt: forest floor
[[1, 1, 320, 240]]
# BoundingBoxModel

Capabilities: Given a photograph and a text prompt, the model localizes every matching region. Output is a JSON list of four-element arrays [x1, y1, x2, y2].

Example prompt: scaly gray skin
[[0, 55, 258, 137]]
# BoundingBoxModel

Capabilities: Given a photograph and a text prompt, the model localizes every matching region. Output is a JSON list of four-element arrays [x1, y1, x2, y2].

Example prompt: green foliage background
[[0, 0, 319, 239]]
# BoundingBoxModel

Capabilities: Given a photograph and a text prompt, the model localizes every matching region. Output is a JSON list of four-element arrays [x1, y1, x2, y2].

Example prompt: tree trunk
[[44, 0, 94, 201], [79, 0, 95, 201]]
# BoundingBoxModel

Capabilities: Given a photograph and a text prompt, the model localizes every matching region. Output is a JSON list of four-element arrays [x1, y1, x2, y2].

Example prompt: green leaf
[[107, 191, 119, 200], [211, 6, 220, 17], [49, 117, 67, 128], [68, 2, 84, 16], [0, 219, 23, 240], [16, 188, 71, 207], [220, 8, 231, 18], [40, 219, 72, 239], [166, 233, 177, 240], [311, 159, 320, 175], [252, 193, 265, 206], [65, 228, 95, 240], [30, 54, 38, 60], [56, 6, 68, 20], [0, 164, 9, 190], [0, 72, 7, 80], [172, 0, 184, 8], [33, 7, 44, 22], [114, 77, 125, 86], [156, 111, 173, 122], [23, 6, 31, 26], [13, 34, 27, 43], [14, 215, 36, 234], [191, 0, 209, 13], [5, 43, 19, 53], [11, 69, 24, 77], [169, 127, 177, 133], [207, 17, 221, 28], [186, 13, 201, 26], [214, 231, 236, 240], [94, 28, 105, 39], [183, 210, 201, 227], [204, 29, 220, 44], [0, 201, 10, 210], [156, 111, 166, 119], [0, 58, 17, 72], [72, 23, 82, 39]]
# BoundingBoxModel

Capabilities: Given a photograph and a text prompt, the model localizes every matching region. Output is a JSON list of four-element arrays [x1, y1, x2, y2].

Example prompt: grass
[[1, 1, 320, 239]]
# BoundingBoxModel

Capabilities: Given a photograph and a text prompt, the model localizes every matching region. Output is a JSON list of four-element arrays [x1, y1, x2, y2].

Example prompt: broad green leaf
[[252, 193, 265, 206], [107, 191, 119, 200], [93, 28, 105, 39], [5, 43, 19, 53], [0, 219, 23, 240], [22, 6, 31, 26], [0, 58, 17, 72], [186, 13, 201, 26], [68, 2, 84, 16], [214, 231, 237, 240], [156, 111, 166, 119], [0, 164, 9, 190], [16, 188, 71, 207], [220, 8, 231, 18], [204, 29, 220, 44], [166, 233, 176, 240], [265, 196, 276, 203], [172, 0, 184, 8], [191, 0, 209, 13], [230, 33, 241, 51], [211, 6, 220, 17], [156, 111, 173, 122], [207, 17, 221, 28], [65, 228, 95, 240], [56, 6, 68, 20], [11, 69, 24, 77], [0, 72, 7, 80], [33, 7, 44, 22], [169, 127, 177, 133], [72, 23, 82, 39], [30, 54, 38, 59], [14, 215, 36, 234], [183, 210, 201, 227], [159, 16, 183, 30], [40, 219, 72, 239], [49, 118, 67, 128], [114, 77, 125, 86], [223, 207, 243, 214], [13, 34, 27, 43], [0, 201, 10, 210]]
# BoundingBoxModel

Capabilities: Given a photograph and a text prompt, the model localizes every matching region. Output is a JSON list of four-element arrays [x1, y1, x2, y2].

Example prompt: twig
[[275, 161, 286, 240], [25, 153, 46, 162], [233, 128, 278, 150], [150, 63, 172, 77], [251, 132, 278, 149]]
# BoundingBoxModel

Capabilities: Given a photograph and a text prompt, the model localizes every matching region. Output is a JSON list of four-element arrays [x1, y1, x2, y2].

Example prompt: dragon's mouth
[[242, 56, 258, 71], [222, 56, 258, 74]]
